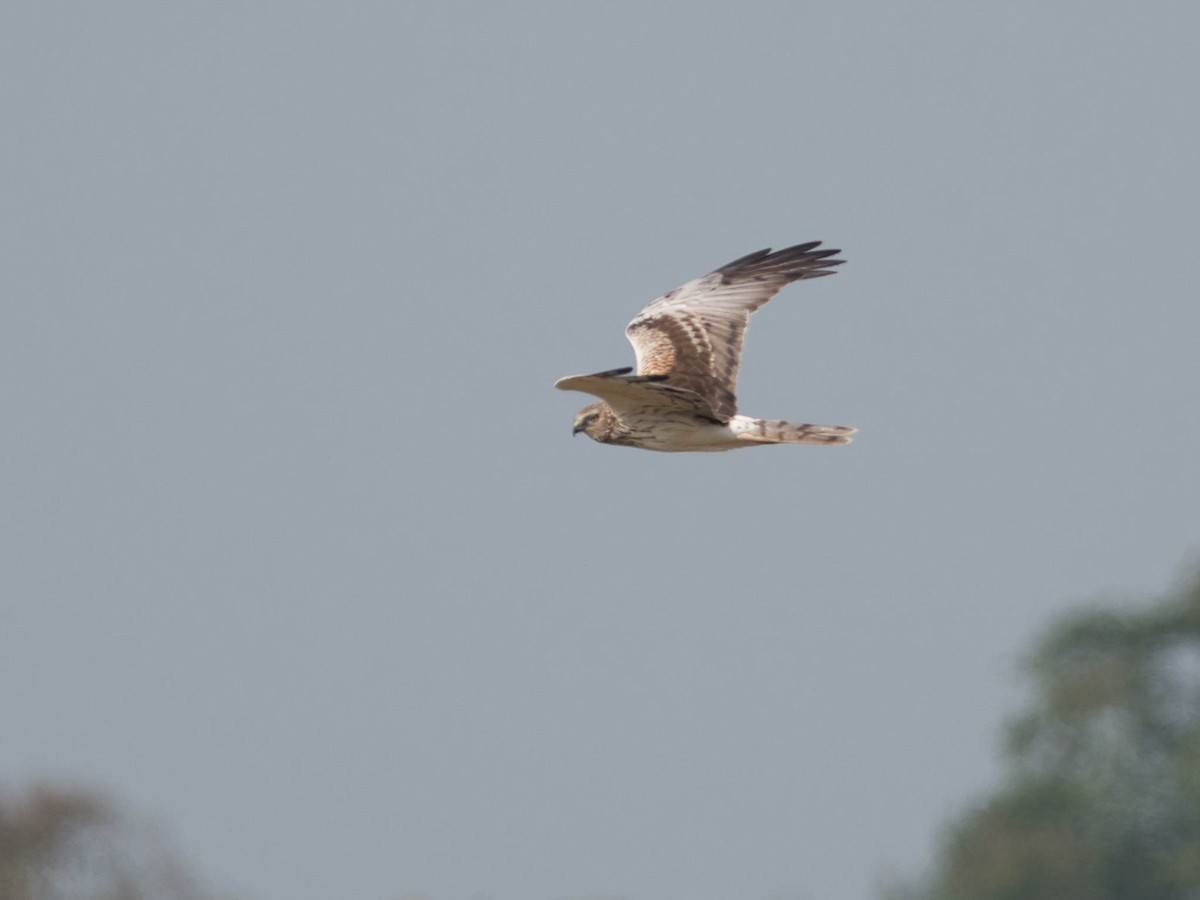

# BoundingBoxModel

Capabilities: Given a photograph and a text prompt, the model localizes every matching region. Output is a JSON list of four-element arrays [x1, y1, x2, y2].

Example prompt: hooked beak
[[572, 425, 583, 436]]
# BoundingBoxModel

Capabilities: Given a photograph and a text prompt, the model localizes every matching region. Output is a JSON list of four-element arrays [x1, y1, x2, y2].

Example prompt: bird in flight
[[555, 242, 856, 452]]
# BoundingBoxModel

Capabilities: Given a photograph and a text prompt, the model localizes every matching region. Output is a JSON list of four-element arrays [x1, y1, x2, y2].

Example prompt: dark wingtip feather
[[715, 241, 846, 282], [788, 240, 822, 253], [717, 248, 774, 271]]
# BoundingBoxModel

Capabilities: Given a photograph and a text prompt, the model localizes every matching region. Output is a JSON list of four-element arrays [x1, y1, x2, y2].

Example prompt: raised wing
[[624, 242, 843, 421], [554, 367, 719, 420]]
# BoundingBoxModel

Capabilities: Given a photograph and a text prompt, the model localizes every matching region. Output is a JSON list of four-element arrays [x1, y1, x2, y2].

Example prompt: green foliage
[[902, 570, 1200, 900]]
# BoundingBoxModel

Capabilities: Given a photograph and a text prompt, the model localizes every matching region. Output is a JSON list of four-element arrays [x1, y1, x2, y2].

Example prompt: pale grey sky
[[3, 4, 1199, 900]]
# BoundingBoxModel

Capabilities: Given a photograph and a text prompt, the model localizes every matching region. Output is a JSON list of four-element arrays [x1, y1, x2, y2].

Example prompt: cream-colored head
[[572, 403, 613, 442]]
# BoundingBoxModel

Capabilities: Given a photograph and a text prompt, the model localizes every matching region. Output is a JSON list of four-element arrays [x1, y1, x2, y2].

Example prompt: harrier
[[555, 242, 856, 452]]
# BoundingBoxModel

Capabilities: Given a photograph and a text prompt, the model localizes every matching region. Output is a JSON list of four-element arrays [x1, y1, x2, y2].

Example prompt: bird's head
[[572, 403, 611, 442]]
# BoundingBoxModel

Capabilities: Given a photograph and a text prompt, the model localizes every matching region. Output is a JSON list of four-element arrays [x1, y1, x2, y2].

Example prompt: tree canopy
[[0, 783, 221, 900], [893, 569, 1200, 900]]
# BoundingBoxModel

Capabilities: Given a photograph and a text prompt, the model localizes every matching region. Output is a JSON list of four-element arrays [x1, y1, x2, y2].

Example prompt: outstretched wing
[[624, 242, 843, 421], [554, 367, 719, 420]]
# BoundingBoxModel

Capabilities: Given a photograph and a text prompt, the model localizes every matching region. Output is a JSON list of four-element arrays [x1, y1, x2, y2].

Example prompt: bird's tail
[[731, 416, 857, 446]]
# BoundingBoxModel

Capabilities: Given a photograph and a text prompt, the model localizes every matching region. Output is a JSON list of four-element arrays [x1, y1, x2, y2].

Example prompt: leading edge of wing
[[554, 369, 719, 418], [554, 368, 667, 398]]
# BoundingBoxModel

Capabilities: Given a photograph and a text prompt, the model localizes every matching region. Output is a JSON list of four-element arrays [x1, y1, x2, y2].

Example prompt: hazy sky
[[4, 4, 1199, 900]]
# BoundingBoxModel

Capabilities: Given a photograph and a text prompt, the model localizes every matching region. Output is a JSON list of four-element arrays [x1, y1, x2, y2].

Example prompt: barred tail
[[731, 416, 857, 446]]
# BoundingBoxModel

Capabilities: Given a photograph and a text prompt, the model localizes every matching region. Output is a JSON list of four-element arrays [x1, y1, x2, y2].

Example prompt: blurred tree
[[887, 568, 1200, 900], [0, 782, 225, 900]]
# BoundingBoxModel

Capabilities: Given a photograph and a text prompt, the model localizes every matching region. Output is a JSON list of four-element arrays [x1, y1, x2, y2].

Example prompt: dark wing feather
[[624, 242, 843, 421]]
